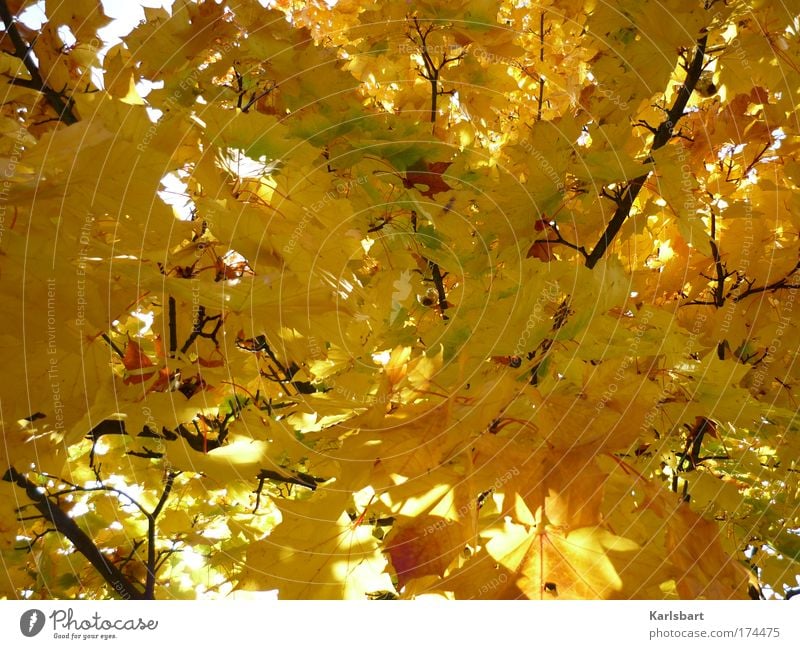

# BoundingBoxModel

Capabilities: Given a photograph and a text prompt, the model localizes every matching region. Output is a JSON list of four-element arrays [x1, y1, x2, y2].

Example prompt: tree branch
[[15, 527, 56, 552], [2, 467, 144, 599], [585, 34, 708, 269], [732, 259, 800, 302], [180, 305, 222, 354], [0, 0, 78, 124], [533, 221, 588, 260], [408, 16, 463, 127], [429, 260, 450, 320], [117, 539, 145, 570], [101, 332, 125, 359], [537, 11, 545, 121], [168, 296, 177, 356], [145, 471, 179, 599], [708, 239, 726, 306], [47, 484, 148, 517]]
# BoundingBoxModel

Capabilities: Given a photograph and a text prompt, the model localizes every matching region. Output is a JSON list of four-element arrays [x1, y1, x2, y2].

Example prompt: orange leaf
[[385, 515, 465, 588], [122, 339, 155, 385], [198, 357, 225, 368], [527, 240, 556, 261], [149, 367, 172, 392]]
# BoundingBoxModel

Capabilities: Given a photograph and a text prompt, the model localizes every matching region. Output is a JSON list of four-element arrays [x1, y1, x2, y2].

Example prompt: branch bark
[[168, 296, 177, 356], [144, 471, 178, 599], [2, 467, 144, 599], [585, 35, 708, 269]]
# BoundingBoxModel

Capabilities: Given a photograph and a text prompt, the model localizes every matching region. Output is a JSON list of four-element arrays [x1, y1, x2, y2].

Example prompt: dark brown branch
[[367, 219, 390, 233], [682, 299, 718, 306], [252, 476, 266, 513], [48, 484, 147, 516], [241, 86, 273, 113], [144, 471, 179, 599], [409, 18, 438, 124], [635, 119, 659, 135], [741, 140, 771, 178], [127, 448, 164, 460], [180, 306, 222, 354], [117, 539, 145, 570], [534, 222, 588, 260], [176, 421, 222, 453], [2, 467, 144, 599], [232, 66, 244, 110], [101, 332, 125, 359], [677, 417, 715, 472], [33, 470, 147, 516], [154, 546, 182, 572], [167, 296, 177, 356], [0, 0, 78, 124], [230, 63, 275, 114], [429, 261, 450, 320], [408, 17, 464, 126], [244, 338, 315, 395], [18, 467, 181, 599], [537, 11, 545, 121], [732, 258, 800, 302], [429, 71, 441, 124], [15, 527, 56, 552], [708, 239, 726, 307], [585, 34, 708, 269]]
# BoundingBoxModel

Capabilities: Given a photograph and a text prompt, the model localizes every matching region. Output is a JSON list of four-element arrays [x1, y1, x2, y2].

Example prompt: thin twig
[[533, 222, 588, 260], [732, 259, 800, 302], [408, 16, 464, 127], [537, 11, 545, 121]]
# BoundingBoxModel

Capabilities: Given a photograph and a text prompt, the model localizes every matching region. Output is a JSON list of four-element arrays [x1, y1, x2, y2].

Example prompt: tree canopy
[[1, 0, 800, 600]]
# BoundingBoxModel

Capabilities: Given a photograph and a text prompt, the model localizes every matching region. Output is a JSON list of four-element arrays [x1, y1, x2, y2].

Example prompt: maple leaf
[[237, 492, 392, 599], [121, 338, 155, 385], [648, 492, 752, 599], [442, 517, 639, 600], [385, 515, 466, 588], [402, 160, 453, 197]]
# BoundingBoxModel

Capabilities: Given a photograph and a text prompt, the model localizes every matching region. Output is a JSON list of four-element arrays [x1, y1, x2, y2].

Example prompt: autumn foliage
[[1, 0, 800, 600]]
